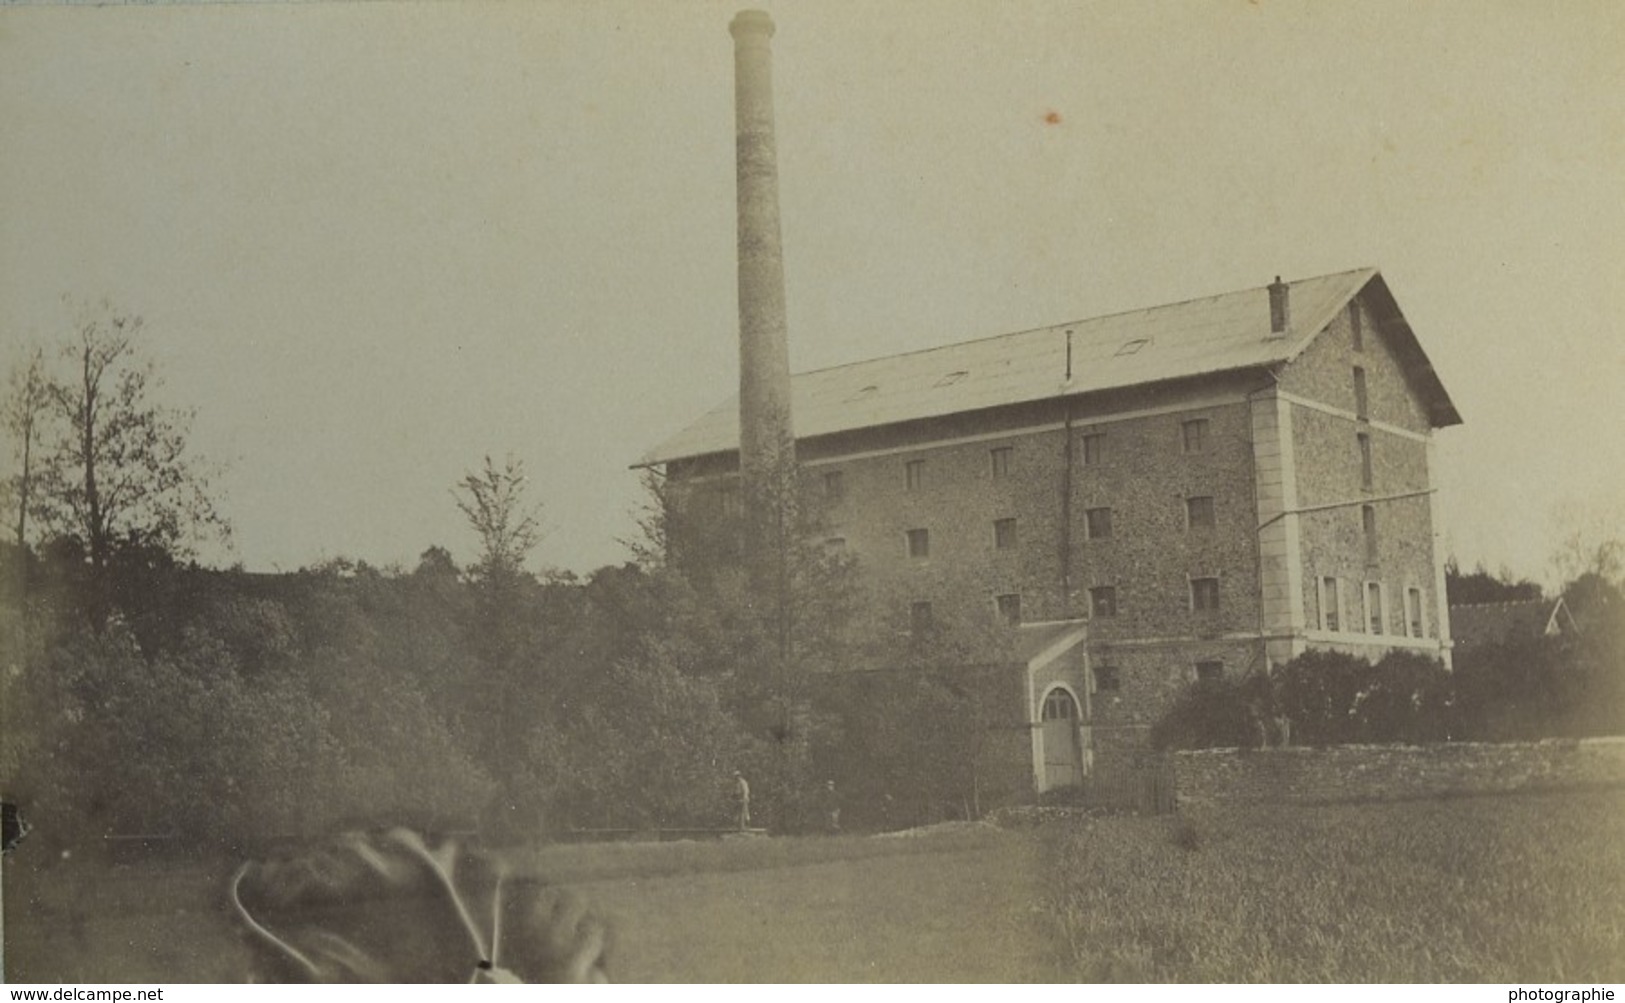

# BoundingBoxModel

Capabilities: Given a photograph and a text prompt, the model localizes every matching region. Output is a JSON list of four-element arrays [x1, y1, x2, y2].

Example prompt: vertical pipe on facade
[[1060, 330, 1076, 609]]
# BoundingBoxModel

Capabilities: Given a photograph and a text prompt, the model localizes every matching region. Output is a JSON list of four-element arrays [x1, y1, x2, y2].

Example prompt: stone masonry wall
[[1173, 737, 1625, 805], [1278, 293, 1431, 435], [1281, 291, 1446, 656]]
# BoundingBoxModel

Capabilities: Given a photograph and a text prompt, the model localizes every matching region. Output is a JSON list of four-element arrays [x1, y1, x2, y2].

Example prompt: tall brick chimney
[[1268, 275, 1291, 337], [730, 9, 797, 582]]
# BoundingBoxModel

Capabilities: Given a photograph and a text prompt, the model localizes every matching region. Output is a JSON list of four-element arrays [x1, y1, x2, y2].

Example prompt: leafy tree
[[1444, 558, 1542, 606], [23, 304, 228, 606], [806, 602, 1021, 825], [413, 544, 460, 582], [453, 454, 543, 585]]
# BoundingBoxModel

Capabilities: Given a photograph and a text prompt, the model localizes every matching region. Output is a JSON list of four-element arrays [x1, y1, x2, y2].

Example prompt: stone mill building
[[640, 12, 1462, 798]]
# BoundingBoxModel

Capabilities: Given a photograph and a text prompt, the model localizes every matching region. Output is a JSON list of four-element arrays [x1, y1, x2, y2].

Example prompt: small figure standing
[[734, 770, 751, 831], [821, 779, 841, 835], [1274, 713, 1293, 748]]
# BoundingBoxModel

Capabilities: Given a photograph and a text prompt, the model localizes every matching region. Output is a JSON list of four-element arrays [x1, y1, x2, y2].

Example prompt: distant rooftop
[[1450, 598, 1577, 649], [639, 268, 1459, 467]]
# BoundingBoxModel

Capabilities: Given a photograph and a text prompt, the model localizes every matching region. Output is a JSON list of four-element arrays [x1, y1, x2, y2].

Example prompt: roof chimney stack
[[1267, 275, 1290, 337], [730, 9, 796, 585]]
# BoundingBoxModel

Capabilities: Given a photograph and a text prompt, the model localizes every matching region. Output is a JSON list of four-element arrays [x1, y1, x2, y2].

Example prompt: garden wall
[[1172, 736, 1625, 805]]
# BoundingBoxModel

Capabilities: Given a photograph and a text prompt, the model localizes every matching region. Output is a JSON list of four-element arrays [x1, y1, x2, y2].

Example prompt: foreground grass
[[508, 821, 1003, 884], [3, 822, 1053, 982], [5, 790, 1620, 982], [576, 827, 1055, 981], [1041, 789, 1625, 982]]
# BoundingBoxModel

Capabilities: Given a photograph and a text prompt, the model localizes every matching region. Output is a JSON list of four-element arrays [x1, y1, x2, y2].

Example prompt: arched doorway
[[1040, 687, 1084, 790]]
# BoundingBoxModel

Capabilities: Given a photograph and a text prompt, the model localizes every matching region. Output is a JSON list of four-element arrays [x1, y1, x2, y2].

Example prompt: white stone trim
[[1277, 390, 1431, 443], [1299, 629, 1448, 653], [1252, 393, 1306, 638], [1027, 625, 1090, 674], [1403, 582, 1428, 640], [1088, 631, 1268, 649], [1426, 437, 1454, 668], [1316, 575, 1342, 632], [1361, 580, 1390, 636], [1033, 680, 1090, 791]]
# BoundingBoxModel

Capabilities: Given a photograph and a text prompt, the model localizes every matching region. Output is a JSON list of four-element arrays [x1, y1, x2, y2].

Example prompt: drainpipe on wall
[[1060, 330, 1076, 616]]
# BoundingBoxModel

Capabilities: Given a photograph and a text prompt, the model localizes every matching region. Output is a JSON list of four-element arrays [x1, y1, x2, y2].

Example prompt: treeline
[[0, 306, 1017, 854], [0, 527, 1013, 852]]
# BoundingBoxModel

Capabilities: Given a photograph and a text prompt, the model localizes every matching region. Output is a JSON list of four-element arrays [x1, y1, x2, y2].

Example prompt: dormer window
[[846, 384, 879, 403], [935, 370, 969, 387], [1115, 338, 1150, 356]]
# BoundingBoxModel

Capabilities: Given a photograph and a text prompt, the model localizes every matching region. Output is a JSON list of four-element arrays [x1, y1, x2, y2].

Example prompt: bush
[[1153, 650, 1452, 751], [1453, 627, 1624, 741], [1150, 672, 1273, 751], [1274, 649, 1451, 746]]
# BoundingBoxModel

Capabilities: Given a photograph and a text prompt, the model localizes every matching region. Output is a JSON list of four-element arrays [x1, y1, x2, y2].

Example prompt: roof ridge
[[790, 266, 1378, 380]]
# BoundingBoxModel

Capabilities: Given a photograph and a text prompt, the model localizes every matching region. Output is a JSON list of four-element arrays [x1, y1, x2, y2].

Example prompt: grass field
[[4, 789, 1622, 983], [1040, 789, 1625, 982]]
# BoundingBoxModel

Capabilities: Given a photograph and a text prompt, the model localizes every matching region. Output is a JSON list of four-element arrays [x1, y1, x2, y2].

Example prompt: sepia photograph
[[1, 0, 1622, 985]]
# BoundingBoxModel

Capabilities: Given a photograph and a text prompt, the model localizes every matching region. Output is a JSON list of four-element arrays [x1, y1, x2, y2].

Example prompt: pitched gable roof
[[639, 267, 1459, 466], [1449, 598, 1578, 649]]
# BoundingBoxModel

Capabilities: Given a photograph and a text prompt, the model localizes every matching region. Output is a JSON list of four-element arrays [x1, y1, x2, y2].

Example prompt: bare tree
[[33, 302, 229, 574], [3, 345, 51, 547], [453, 454, 543, 584], [1550, 496, 1624, 590]]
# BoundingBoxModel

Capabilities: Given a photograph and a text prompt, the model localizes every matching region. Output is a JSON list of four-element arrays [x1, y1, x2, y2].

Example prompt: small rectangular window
[[1084, 507, 1112, 540], [1186, 496, 1215, 529], [1353, 366, 1369, 420], [1190, 577, 1220, 612], [990, 447, 1012, 478], [910, 601, 933, 635], [1407, 587, 1425, 638], [1321, 576, 1341, 632], [1366, 581, 1385, 635], [824, 537, 847, 552], [1358, 433, 1373, 490], [1363, 504, 1378, 562], [995, 593, 1022, 626], [905, 460, 925, 492], [1350, 302, 1364, 352], [823, 470, 845, 501], [994, 517, 1018, 551], [906, 528, 930, 559], [1182, 418, 1210, 454], [720, 484, 741, 519], [1092, 665, 1120, 692], [1195, 661, 1224, 683], [1089, 586, 1117, 618], [1081, 432, 1105, 466]]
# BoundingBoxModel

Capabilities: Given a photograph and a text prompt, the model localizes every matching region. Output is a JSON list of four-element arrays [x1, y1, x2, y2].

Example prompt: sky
[[1, 0, 1621, 586]]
